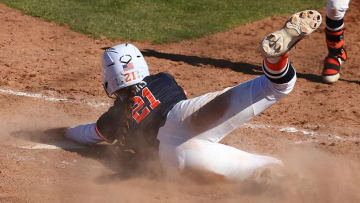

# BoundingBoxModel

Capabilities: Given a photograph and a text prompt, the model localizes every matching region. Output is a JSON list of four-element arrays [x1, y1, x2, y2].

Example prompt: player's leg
[[158, 73, 292, 181], [159, 135, 281, 181], [322, 0, 350, 83], [158, 10, 321, 180], [158, 10, 321, 144], [159, 68, 296, 144]]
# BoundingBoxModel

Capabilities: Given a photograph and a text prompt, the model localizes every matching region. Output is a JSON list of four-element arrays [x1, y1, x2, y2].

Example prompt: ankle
[[325, 27, 345, 49], [264, 53, 289, 72], [326, 16, 344, 32], [262, 53, 295, 84]]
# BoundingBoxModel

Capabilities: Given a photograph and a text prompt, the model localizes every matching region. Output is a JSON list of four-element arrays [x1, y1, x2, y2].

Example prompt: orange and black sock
[[262, 53, 295, 84]]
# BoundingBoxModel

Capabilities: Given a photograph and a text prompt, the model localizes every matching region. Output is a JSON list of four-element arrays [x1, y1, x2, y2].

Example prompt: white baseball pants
[[327, 0, 350, 20], [157, 74, 296, 181]]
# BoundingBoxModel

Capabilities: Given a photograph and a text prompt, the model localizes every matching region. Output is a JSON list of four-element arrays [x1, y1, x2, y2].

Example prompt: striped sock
[[326, 16, 344, 31], [262, 53, 295, 84]]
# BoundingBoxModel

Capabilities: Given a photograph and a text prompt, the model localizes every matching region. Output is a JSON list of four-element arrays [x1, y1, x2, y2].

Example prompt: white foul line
[[0, 88, 110, 108], [0, 89, 67, 102], [18, 142, 85, 150], [241, 123, 360, 145]]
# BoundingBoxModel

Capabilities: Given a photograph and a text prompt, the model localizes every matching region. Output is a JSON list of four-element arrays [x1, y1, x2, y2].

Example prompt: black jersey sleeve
[[96, 101, 125, 143]]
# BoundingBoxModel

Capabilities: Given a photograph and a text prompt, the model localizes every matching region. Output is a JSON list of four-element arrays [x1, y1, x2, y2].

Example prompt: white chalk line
[[242, 123, 360, 145], [18, 142, 85, 150], [0, 88, 358, 150], [4, 152, 78, 167], [0, 88, 110, 108]]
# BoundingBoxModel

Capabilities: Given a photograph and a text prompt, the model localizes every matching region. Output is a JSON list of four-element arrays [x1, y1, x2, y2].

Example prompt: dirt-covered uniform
[[65, 13, 322, 182]]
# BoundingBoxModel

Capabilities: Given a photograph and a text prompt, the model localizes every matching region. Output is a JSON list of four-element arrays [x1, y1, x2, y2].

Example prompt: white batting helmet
[[101, 43, 150, 97]]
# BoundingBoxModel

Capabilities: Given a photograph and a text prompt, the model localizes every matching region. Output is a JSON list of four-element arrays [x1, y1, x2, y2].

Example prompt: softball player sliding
[[65, 10, 322, 181], [322, 0, 350, 83]]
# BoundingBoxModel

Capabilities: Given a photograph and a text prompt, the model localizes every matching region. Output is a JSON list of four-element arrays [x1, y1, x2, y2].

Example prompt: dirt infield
[[0, 2, 359, 203]]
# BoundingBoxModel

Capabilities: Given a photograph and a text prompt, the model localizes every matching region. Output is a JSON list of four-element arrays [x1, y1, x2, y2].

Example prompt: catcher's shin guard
[[322, 27, 347, 84]]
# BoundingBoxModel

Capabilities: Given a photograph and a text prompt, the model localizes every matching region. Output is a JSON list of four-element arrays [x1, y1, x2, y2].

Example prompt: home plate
[[18, 141, 86, 150]]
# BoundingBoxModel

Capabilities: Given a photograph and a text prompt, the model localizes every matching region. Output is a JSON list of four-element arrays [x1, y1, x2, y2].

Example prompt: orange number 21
[[132, 87, 161, 123]]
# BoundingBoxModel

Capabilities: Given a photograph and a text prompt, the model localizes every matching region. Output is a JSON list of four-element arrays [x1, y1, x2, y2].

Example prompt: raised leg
[[158, 10, 321, 181]]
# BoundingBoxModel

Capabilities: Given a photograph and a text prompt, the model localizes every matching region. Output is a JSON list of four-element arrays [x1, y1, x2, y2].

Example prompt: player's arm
[[95, 104, 124, 144], [64, 104, 122, 145], [64, 123, 104, 145]]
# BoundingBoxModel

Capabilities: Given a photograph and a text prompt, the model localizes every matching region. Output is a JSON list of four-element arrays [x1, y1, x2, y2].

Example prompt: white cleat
[[261, 10, 322, 57], [322, 73, 340, 84]]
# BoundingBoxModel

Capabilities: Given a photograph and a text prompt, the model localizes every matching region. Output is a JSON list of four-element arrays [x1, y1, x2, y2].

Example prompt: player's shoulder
[[152, 72, 175, 80], [145, 72, 176, 84]]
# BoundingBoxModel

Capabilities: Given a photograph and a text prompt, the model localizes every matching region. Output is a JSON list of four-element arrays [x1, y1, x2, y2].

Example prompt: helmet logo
[[120, 55, 132, 63], [120, 55, 134, 72]]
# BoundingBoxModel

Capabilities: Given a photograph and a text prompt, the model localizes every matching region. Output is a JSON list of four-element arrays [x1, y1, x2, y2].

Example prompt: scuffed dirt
[[0, 1, 359, 202]]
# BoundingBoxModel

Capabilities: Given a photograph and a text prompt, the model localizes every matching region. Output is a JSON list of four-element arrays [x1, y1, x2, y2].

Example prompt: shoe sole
[[261, 10, 322, 57], [322, 73, 340, 83]]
